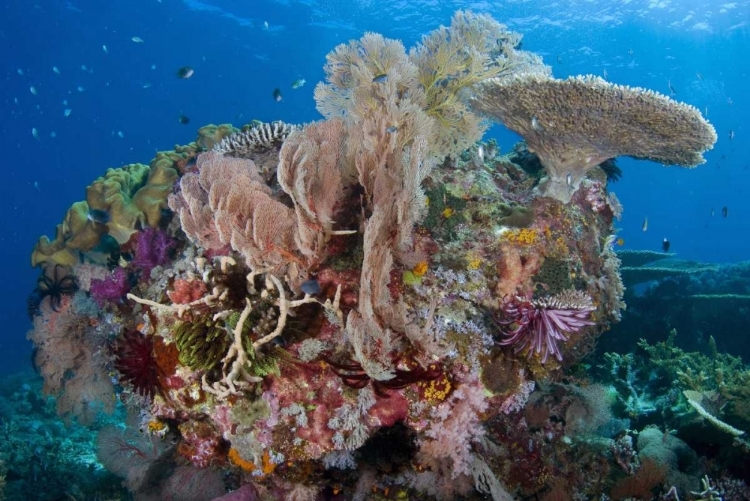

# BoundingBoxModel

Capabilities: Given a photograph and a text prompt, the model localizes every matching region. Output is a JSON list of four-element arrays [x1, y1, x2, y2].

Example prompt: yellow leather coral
[[31, 158, 178, 267]]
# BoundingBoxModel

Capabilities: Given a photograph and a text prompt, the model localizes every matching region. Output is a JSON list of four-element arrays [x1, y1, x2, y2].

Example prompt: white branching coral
[[128, 257, 344, 400]]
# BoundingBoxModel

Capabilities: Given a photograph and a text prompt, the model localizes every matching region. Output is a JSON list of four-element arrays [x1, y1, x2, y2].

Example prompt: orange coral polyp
[[412, 261, 429, 277], [228, 448, 277, 476], [505, 228, 538, 245]]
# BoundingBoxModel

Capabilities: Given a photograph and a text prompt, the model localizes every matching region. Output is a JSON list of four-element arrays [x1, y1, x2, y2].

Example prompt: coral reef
[[23, 10, 744, 501]]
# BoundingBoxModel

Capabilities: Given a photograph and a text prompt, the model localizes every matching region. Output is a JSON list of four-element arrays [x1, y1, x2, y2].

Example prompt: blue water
[[0, 0, 747, 376]]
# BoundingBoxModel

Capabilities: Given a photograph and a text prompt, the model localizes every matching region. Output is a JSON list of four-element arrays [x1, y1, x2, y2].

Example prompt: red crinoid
[[113, 329, 163, 399], [497, 290, 595, 363]]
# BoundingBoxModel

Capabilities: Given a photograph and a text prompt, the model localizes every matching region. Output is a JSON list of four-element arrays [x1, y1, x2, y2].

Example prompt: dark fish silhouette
[[273, 88, 283, 102], [87, 208, 110, 224], [177, 66, 194, 79], [722, 206, 728, 218], [662, 238, 670, 252]]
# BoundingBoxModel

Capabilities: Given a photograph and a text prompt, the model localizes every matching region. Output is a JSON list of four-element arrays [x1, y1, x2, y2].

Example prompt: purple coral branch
[[131, 227, 176, 277]]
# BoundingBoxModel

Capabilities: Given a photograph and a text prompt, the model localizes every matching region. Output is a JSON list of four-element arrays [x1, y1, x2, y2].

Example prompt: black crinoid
[[27, 264, 79, 318]]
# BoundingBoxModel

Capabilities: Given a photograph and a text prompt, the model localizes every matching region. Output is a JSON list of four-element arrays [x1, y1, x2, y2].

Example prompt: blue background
[[1, 0, 747, 374]]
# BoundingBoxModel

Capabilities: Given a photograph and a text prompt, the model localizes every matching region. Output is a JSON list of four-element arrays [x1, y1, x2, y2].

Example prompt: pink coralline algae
[[498, 290, 595, 363], [89, 267, 132, 307]]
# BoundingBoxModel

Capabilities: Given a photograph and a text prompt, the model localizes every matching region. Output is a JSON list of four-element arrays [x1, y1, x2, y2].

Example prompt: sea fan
[[497, 290, 595, 363]]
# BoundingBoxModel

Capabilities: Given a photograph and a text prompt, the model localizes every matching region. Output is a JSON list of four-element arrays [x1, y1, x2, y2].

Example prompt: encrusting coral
[[471, 74, 717, 202]]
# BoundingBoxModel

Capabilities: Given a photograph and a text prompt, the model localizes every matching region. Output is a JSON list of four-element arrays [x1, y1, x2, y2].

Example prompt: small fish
[[77, 86, 85, 92], [30, 86, 38, 95], [729, 130, 734, 141], [727, 97, 733, 106], [151, 64, 157, 70], [704, 106, 708, 117], [31, 128, 40, 140], [566, 172, 573, 188], [372, 73, 388, 84], [668, 80, 677, 95], [117, 130, 124, 138], [531, 116, 542, 131], [642, 217, 648, 232], [102, 44, 108, 54], [178, 113, 190, 124], [87, 209, 111, 225], [662, 238, 670, 252], [556, 54, 562, 64], [52, 66, 60, 75], [627, 48, 634, 57], [616, 237, 625, 246], [81, 64, 87, 71], [142, 83, 152, 89], [33, 181, 40, 192], [64, 109, 72, 117], [131, 36, 144, 43], [177, 66, 194, 79], [603, 68, 608, 79], [291, 78, 306, 89], [50, 131, 56, 138], [722, 206, 728, 218], [385, 125, 399, 133], [696, 72, 703, 81], [272, 88, 283, 102], [477, 145, 485, 163], [300, 279, 321, 295], [263, 21, 269, 30], [17, 68, 24, 75]]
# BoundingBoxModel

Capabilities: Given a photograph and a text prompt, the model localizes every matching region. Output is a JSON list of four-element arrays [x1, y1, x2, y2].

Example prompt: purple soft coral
[[497, 290, 595, 363], [90, 267, 132, 307], [131, 228, 176, 277]]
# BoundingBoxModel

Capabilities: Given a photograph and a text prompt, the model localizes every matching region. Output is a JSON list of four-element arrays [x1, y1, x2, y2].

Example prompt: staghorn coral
[[471, 74, 717, 202]]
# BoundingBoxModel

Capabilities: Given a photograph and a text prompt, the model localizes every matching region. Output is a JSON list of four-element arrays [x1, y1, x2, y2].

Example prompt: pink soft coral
[[497, 290, 595, 363]]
